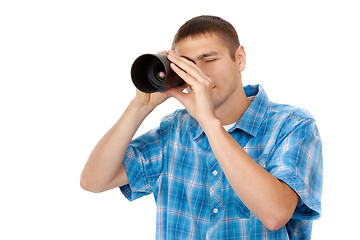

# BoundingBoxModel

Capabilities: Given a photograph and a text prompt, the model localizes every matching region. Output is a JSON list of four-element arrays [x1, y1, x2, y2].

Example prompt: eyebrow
[[196, 51, 219, 60], [181, 51, 219, 63]]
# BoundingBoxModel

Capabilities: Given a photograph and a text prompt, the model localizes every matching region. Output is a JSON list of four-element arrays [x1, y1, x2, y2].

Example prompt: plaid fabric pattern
[[120, 84, 323, 239]]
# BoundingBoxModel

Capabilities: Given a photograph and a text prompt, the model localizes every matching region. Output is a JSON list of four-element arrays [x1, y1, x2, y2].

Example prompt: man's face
[[174, 33, 245, 109]]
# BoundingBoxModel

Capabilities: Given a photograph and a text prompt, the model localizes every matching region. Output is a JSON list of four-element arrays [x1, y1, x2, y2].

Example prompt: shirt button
[[212, 170, 218, 176], [213, 208, 218, 214]]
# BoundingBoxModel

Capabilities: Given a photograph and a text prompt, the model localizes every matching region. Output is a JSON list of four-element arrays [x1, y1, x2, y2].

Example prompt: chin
[[213, 98, 224, 109]]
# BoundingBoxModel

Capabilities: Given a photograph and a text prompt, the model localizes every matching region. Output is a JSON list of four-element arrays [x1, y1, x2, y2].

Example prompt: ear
[[235, 45, 246, 72]]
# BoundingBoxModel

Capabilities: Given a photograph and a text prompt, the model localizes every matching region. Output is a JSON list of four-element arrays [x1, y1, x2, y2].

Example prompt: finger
[[167, 53, 198, 76], [167, 53, 208, 83], [158, 50, 169, 55], [170, 62, 198, 86], [162, 83, 189, 94], [166, 86, 190, 107]]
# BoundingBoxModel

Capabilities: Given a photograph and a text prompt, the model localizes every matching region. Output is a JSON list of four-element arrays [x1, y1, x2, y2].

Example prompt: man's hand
[[132, 88, 170, 111], [166, 51, 217, 125]]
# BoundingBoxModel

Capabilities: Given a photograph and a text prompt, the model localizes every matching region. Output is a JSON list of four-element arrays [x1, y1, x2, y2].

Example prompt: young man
[[81, 16, 322, 239]]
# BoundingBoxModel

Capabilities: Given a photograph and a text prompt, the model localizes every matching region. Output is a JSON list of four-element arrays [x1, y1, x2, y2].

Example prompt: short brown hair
[[172, 15, 240, 61]]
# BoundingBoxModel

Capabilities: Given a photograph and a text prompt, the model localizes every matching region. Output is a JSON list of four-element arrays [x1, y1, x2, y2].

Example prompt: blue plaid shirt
[[120, 84, 323, 239]]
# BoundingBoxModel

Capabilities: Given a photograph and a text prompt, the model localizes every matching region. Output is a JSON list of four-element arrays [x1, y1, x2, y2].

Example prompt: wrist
[[128, 99, 154, 119], [198, 116, 222, 133]]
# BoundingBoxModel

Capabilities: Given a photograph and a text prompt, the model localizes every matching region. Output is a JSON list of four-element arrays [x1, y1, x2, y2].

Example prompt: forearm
[[80, 100, 153, 192], [201, 119, 298, 230]]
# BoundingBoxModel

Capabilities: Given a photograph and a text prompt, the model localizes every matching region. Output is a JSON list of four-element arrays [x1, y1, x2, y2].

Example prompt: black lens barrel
[[131, 54, 184, 93]]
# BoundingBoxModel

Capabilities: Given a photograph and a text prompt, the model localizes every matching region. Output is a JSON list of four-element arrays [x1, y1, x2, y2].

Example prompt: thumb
[[165, 87, 189, 106]]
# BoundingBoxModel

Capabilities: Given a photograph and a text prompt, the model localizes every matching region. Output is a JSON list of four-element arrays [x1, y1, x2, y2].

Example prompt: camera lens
[[131, 53, 185, 93], [154, 63, 166, 81], [147, 62, 165, 88]]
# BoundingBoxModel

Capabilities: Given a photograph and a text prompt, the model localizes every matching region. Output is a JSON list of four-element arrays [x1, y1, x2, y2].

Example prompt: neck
[[215, 85, 251, 125]]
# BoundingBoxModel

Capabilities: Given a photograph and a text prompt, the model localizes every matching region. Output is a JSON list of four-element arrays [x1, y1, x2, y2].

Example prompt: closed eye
[[205, 59, 216, 62]]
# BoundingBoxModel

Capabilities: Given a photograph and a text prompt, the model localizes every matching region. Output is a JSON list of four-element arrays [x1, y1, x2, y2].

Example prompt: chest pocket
[[222, 172, 252, 219], [233, 194, 252, 218]]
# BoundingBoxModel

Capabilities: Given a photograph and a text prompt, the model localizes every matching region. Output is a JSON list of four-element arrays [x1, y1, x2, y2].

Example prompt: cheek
[[201, 61, 237, 88], [212, 67, 233, 86], [203, 63, 226, 82]]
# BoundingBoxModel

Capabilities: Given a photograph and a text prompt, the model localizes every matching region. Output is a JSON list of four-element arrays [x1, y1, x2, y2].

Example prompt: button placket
[[209, 169, 223, 222]]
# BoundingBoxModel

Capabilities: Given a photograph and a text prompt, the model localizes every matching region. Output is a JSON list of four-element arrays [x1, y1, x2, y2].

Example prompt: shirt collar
[[192, 84, 268, 140], [235, 84, 268, 137]]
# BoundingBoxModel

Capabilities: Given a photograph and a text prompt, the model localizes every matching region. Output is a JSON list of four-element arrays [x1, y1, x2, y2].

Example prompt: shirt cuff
[[272, 170, 321, 220], [119, 149, 152, 201]]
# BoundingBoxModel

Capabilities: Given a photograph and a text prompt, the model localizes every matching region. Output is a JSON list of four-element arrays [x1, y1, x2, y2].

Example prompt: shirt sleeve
[[265, 113, 323, 220], [120, 121, 169, 201]]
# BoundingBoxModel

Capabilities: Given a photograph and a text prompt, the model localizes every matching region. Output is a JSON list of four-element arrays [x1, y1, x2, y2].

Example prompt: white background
[[1, 0, 359, 239]]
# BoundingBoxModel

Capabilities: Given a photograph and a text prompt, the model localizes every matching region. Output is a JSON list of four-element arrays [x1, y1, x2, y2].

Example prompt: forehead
[[174, 33, 228, 56]]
